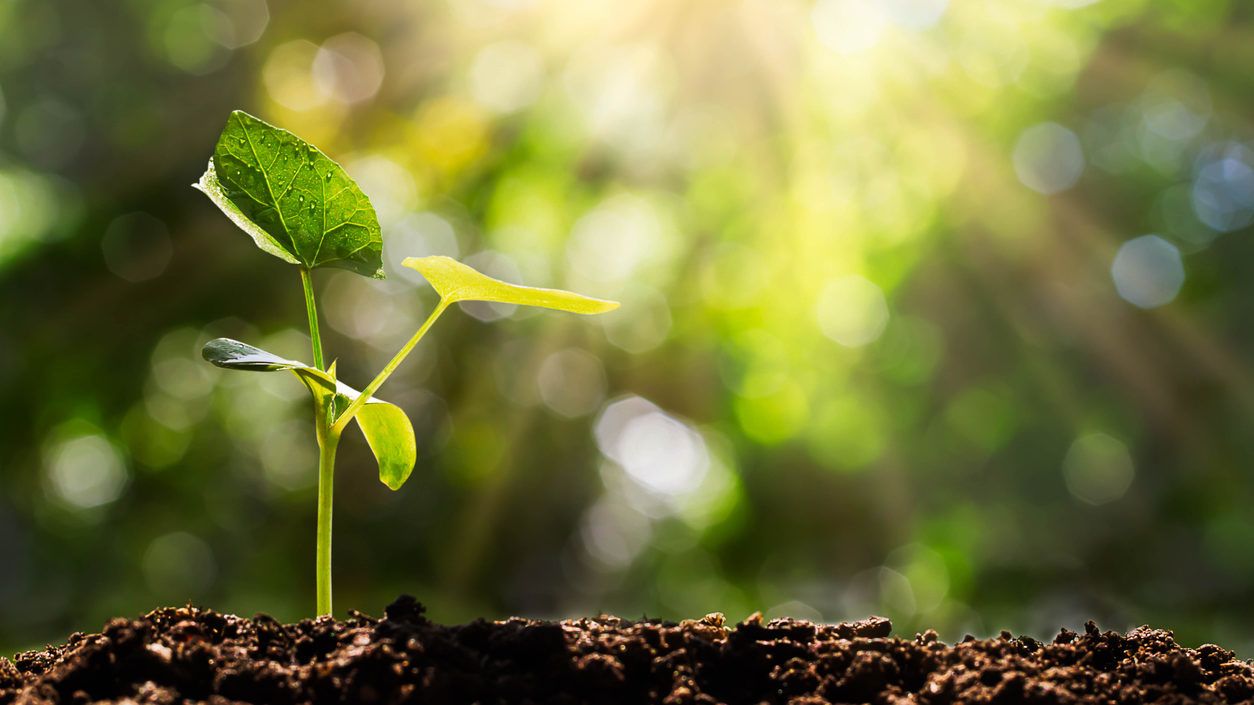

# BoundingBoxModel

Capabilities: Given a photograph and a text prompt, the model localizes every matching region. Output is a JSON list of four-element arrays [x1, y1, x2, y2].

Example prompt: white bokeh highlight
[[594, 396, 709, 499], [815, 275, 890, 348], [1110, 235, 1184, 309], [207, 0, 270, 50], [1191, 143, 1254, 233], [313, 33, 385, 104], [567, 195, 671, 293], [1013, 122, 1085, 194], [43, 431, 129, 509]]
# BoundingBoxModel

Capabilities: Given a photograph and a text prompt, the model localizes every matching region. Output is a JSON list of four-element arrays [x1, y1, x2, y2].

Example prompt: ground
[[3, 596, 1252, 704]]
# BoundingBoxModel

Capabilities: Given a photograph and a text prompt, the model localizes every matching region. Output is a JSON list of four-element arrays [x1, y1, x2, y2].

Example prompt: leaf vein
[[238, 114, 300, 258]]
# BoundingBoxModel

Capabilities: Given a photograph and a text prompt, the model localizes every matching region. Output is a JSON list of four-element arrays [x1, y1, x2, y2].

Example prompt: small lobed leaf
[[194, 110, 384, 278], [202, 338, 416, 489], [401, 255, 620, 314]]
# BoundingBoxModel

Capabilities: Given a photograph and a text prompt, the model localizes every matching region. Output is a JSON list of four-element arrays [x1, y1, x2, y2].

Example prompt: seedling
[[194, 111, 617, 615]]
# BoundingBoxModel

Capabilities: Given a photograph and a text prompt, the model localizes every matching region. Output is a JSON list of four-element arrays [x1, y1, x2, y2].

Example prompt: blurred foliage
[[2, 0, 1254, 656]]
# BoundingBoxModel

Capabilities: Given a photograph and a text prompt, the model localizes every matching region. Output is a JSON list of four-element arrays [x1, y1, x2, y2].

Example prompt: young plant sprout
[[194, 111, 618, 616]]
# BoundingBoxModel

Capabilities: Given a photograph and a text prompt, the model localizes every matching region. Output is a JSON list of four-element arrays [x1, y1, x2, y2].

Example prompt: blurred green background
[[2, 0, 1254, 655]]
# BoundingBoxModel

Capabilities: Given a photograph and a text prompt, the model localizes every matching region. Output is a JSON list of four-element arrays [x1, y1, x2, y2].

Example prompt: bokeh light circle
[[815, 275, 890, 348], [1110, 235, 1184, 309], [1062, 433, 1135, 506], [1013, 122, 1085, 194]]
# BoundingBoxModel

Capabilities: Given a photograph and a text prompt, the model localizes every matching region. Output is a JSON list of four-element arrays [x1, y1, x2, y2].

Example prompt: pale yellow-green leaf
[[355, 401, 417, 490], [401, 255, 619, 314]]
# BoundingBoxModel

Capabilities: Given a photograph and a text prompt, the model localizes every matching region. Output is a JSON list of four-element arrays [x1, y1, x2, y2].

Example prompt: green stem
[[304, 265, 334, 615], [330, 299, 450, 436], [300, 267, 326, 370], [315, 430, 339, 616]]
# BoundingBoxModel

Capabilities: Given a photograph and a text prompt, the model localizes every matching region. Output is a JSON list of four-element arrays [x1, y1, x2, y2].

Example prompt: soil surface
[[2, 596, 1252, 704]]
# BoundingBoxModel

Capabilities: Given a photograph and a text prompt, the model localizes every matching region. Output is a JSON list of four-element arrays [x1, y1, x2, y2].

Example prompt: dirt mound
[[3, 596, 1251, 704]]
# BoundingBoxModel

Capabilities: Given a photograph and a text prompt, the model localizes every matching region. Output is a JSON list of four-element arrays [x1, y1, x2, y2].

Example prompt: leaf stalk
[[300, 267, 326, 370], [330, 299, 450, 436]]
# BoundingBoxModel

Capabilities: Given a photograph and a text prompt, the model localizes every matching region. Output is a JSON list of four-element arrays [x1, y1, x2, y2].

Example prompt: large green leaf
[[193, 110, 384, 278], [401, 256, 620, 314], [202, 338, 416, 489]]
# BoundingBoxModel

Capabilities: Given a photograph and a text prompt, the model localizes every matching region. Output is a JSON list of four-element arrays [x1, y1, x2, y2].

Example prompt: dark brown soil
[[2, 596, 1252, 704]]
